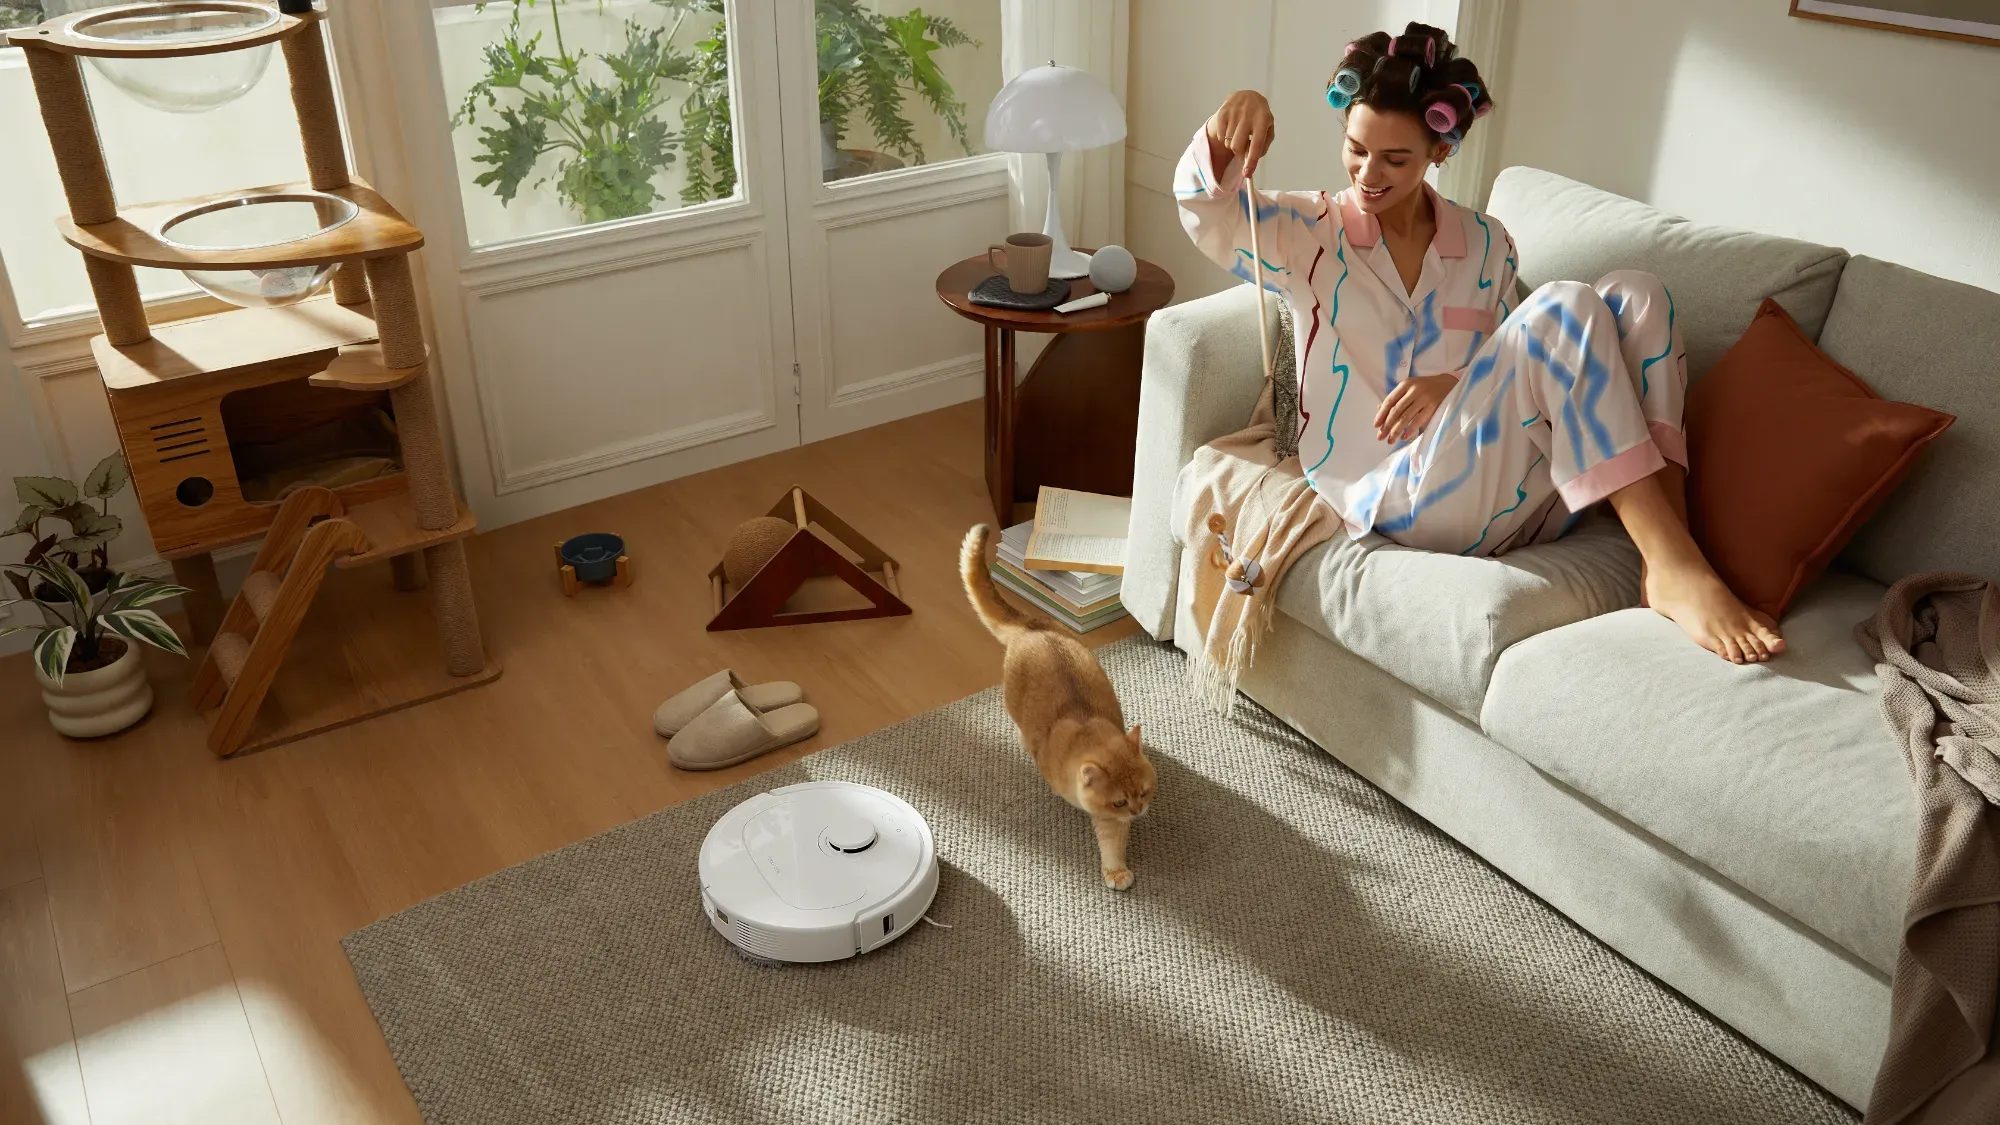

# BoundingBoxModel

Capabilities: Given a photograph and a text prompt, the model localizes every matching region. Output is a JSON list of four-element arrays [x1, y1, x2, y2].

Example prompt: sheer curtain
[[998, 0, 1129, 251]]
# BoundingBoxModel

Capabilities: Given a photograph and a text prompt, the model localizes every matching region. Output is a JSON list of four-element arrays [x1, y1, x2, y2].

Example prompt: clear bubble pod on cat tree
[[157, 191, 357, 308], [43, 1, 281, 113]]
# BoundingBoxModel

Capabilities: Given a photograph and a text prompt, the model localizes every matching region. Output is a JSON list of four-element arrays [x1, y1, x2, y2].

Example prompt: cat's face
[[1076, 725, 1156, 820]]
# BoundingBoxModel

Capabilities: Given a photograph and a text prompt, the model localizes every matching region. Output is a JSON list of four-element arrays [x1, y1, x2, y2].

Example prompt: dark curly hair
[[1327, 23, 1493, 152]]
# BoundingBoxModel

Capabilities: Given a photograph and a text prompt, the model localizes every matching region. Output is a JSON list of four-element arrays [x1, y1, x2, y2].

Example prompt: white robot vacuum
[[698, 780, 938, 963]]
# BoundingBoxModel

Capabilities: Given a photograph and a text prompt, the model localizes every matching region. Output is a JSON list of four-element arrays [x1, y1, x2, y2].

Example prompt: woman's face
[[1343, 104, 1443, 215]]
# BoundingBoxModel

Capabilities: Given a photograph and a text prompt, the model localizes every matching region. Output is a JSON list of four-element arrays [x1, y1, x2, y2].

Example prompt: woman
[[1177, 23, 1784, 664]]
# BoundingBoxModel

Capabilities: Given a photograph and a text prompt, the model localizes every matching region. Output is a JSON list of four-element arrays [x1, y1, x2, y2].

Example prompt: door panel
[[371, 0, 799, 527], [464, 235, 787, 492], [781, 0, 1013, 443], [815, 188, 1007, 415]]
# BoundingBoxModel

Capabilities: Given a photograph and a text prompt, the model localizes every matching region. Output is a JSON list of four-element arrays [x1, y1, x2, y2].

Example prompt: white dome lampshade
[[984, 64, 1126, 280]]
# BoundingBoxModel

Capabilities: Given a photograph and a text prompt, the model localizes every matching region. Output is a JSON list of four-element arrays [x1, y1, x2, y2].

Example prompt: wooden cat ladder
[[189, 484, 482, 757]]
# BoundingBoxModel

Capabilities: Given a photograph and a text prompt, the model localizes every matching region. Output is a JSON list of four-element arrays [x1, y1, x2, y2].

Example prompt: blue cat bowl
[[558, 532, 625, 585]]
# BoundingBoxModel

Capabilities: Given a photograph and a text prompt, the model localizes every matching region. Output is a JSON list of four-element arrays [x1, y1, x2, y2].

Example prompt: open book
[[1024, 486, 1130, 575]]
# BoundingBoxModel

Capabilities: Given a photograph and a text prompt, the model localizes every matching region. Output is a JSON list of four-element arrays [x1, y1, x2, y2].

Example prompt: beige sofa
[[1122, 167, 2000, 1109]]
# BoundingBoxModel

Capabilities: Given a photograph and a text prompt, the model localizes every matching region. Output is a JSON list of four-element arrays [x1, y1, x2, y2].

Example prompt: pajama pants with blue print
[[1353, 270, 1687, 558]]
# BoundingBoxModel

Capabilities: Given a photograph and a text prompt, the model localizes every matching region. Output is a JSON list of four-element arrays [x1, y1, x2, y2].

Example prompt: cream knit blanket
[[1182, 382, 1337, 714]]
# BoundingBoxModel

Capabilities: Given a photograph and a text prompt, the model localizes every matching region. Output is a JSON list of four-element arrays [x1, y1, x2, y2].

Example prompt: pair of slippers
[[654, 669, 820, 770]]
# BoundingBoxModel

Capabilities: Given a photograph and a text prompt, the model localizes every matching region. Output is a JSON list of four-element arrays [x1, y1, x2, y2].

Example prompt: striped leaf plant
[[0, 558, 189, 686]]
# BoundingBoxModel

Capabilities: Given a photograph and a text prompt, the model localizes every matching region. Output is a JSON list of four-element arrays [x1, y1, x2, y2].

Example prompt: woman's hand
[[1375, 373, 1460, 443], [1206, 91, 1276, 178]]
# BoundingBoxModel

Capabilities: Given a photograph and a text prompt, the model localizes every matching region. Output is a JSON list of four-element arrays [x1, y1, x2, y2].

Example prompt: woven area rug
[[344, 637, 1857, 1125]]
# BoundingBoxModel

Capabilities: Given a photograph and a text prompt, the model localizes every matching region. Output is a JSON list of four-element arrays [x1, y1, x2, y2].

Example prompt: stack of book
[[991, 520, 1128, 633]]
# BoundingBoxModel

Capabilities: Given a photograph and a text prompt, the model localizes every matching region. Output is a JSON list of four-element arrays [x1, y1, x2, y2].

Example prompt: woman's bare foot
[[1638, 462, 1690, 609], [1643, 555, 1786, 664], [1609, 468, 1784, 664]]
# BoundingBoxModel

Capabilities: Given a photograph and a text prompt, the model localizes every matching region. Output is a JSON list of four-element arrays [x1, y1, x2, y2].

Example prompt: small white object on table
[[1054, 291, 1110, 314]]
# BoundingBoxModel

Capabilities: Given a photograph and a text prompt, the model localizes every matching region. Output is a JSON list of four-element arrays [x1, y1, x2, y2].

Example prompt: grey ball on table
[[1088, 245, 1137, 293]]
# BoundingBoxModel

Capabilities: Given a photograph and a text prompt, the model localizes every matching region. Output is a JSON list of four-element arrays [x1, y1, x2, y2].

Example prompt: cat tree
[[10, 0, 498, 755]]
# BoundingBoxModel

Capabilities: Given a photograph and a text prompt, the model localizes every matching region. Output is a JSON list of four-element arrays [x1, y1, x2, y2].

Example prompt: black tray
[[967, 274, 1070, 311]]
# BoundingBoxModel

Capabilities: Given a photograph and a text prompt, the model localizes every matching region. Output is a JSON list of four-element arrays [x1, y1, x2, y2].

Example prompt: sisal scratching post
[[367, 254, 455, 530], [21, 47, 115, 224], [280, 22, 350, 191], [330, 263, 370, 306], [84, 256, 150, 346], [422, 540, 485, 676]]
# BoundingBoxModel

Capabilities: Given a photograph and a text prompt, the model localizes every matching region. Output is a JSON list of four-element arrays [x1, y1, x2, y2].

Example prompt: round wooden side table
[[935, 255, 1173, 526]]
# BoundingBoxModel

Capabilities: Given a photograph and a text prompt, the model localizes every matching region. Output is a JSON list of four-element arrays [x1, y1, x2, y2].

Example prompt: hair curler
[[1439, 127, 1464, 153], [1327, 66, 1363, 107], [1425, 101, 1459, 134]]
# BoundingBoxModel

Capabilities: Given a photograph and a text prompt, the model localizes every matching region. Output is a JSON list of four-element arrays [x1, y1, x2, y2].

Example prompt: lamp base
[[1049, 247, 1092, 280]]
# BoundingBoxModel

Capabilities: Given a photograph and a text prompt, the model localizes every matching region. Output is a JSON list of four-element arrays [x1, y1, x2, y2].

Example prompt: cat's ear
[[1079, 762, 1107, 788], [1126, 724, 1143, 748]]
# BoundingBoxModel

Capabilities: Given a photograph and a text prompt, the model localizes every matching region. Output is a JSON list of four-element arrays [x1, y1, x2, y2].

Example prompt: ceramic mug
[[987, 232, 1053, 294]]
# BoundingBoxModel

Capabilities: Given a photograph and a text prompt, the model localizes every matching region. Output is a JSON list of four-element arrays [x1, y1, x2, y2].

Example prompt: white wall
[[1123, 0, 1461, 303], [1489, 0, 2000, 296]]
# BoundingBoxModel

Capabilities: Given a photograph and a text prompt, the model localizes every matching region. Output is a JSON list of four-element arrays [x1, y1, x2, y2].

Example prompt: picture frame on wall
[[1790, 1, 2000, 47]]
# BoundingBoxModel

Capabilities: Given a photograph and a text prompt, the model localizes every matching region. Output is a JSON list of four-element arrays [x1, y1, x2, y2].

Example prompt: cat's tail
[[960, 524, 1035, 641]]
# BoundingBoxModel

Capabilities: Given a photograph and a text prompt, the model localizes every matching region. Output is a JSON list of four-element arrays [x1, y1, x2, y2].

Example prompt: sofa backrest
[[1484, 167, 1849, 378], [1819, 257, 2000, 586]]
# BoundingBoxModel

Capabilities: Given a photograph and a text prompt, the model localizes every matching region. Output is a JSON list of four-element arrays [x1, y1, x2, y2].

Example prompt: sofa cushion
[[1480, 570, 1916, 974], [1173, 460, 1641, 718], [1485, 167, 1850, 379], [1687, 299, 1956, 619], [1819, 256, 2000, 587]]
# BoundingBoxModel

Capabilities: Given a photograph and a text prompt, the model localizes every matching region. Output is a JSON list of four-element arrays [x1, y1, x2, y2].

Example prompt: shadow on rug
[[343, 636, 1856, 1125]]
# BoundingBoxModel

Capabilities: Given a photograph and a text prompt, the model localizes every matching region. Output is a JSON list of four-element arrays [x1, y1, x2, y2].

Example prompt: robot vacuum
[[698, 780, 938, 963]]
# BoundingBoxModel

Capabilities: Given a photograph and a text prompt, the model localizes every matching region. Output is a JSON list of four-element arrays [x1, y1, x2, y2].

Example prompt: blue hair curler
[[1460, 81, 1482, 102], [1326, 66, 1361, 108], [1439, 127, 1464, 153]]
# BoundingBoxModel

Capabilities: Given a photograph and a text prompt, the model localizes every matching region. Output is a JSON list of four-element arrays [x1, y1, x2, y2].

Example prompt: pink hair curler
[[1474, 101, 1493, 118], [1424, 38, 1437, 66], [1425, 101, 1459, 133]]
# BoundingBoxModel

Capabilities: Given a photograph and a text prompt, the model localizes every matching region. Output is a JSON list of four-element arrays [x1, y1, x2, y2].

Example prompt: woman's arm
[[1174, 92, 1329, 298]]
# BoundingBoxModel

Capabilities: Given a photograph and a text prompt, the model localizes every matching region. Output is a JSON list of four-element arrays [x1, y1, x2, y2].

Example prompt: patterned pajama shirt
[[1175, 129, 1687, 557]]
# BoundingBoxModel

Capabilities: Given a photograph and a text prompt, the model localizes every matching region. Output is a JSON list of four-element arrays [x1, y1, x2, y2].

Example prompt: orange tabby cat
[[959, 525, 1156, 889]]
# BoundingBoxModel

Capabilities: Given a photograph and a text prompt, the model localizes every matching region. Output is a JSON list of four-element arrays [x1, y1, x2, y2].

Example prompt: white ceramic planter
[[33, 639, 154, 739]]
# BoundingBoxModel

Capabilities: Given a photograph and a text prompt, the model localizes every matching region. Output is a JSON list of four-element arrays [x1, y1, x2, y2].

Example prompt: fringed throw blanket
[[1856, 573, 2000, 1125], [1183, 377, 1337, 714]]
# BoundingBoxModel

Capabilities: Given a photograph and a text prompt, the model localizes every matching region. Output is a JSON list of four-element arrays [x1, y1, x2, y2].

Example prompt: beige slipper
[[667, 690, 820, 771], [654, 670, 803, 738]]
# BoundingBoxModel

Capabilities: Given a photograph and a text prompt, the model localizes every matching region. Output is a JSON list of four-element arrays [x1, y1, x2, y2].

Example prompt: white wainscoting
[[462, 231, 790, 496]]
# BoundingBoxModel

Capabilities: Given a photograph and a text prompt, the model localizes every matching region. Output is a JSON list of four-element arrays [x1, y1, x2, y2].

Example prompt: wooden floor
[[0, 400, 1138, 1125]]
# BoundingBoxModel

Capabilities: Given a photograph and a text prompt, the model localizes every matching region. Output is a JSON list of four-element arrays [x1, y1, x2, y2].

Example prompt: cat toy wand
[[1244, 172, 1274, 385]]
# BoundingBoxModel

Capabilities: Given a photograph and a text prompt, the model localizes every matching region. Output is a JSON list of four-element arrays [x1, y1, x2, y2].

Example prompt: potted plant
[[454, 0, 978, 218], [2, 558, 189, 738], [6, 453, 133, 617]]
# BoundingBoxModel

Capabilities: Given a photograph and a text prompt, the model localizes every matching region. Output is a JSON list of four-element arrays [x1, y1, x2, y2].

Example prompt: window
[[435, 0, 1000, 250], [436, 0, 741, 249], [814, 0, 999, 187], [0, 7, 320, 326]]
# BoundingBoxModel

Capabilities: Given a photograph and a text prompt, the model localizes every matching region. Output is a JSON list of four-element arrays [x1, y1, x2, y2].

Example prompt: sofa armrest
[[1124, 285, 1272, 640]]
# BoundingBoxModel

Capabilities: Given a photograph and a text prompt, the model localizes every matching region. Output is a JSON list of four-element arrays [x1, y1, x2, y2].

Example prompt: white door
[[352, 1, 1010, 524], [772, 0, 1011, 443], [361, 0, 805, 527]]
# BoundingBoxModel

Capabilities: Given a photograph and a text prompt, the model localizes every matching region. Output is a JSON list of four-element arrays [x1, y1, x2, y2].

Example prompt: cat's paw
[[1103, 867, 1135, 891]]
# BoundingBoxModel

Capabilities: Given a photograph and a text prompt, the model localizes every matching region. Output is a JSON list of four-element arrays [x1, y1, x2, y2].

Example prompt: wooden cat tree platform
[[11, 1, 499, 756]]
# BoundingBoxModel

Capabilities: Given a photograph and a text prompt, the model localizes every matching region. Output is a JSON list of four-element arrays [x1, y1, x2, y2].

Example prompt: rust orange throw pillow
[[1685, 299, 1953, 620]]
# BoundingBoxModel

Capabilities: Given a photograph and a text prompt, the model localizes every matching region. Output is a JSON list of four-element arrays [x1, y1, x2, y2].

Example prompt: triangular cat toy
[[706, 486, 912, 631]]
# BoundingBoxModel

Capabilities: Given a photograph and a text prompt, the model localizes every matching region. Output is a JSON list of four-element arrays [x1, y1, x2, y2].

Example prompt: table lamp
[[983, 62, 1126, 279]]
